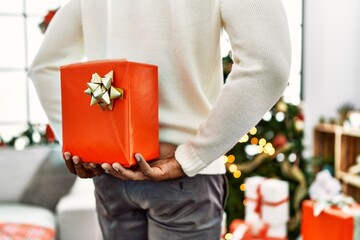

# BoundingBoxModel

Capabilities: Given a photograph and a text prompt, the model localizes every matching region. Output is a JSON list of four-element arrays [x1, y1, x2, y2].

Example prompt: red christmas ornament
[[39, 8, 59, 33], [272, 134, 287, 148], [45, 124, 56, 143], [297, 113, 305, 121], [44, 10, 57, 25]]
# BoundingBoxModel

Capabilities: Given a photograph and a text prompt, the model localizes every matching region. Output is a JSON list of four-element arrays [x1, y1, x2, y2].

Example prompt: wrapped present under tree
[[224, 99, 308, 240]]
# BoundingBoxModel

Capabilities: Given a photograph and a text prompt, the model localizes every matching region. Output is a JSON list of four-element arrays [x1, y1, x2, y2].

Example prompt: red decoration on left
[[39, 8, 59, 33]]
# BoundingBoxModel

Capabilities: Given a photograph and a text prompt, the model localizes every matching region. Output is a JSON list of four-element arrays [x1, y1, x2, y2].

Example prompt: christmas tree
[[225, 98, 308, 240]]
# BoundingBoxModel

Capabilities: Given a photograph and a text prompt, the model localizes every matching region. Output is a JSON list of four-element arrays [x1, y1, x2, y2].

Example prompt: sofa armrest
[[0, 146, 51, 202], [56, 178, 102, 240]]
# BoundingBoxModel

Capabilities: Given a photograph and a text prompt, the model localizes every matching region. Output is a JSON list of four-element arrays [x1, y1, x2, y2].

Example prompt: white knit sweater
[[29, 0, 291, 177]]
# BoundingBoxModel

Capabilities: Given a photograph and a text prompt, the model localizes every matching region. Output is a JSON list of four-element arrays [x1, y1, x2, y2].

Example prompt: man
[[29, 0, 291, 239]]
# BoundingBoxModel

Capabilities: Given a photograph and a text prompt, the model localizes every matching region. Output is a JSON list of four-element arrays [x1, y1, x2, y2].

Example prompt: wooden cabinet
[[314, 124, 360, 201]]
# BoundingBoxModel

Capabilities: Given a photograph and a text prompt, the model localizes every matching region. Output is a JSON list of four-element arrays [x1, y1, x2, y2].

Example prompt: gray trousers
[[93, 174, 227, 240]]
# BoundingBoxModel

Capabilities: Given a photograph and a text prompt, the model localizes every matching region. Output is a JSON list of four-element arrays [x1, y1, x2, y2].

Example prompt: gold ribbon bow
[[84, 71, 123, 111]]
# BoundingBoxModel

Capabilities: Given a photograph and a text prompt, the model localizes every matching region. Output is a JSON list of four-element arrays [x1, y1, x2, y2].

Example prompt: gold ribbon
[[84, 71, 123, 111]]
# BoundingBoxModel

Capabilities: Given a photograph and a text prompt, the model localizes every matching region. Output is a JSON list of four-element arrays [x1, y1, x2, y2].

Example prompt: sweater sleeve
[[175, 0, 291, 176], [28, 0, 84, 143]]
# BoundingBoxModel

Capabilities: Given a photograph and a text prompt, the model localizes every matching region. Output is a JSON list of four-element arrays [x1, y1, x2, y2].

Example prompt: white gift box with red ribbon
[[244, 176, 289, 239]]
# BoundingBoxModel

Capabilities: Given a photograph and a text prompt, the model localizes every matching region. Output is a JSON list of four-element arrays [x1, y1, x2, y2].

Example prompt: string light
[[268, 147, 276, 156], [223, 156, 229, 163], [276, 153, 285, 162], [227, 155, 235, 163], [258, 146, 264, 154], [229, 164, 238, 173], [245, 145, 259, 156], [224, 233, 233, 240], [251, 137, 258, 145], [262, 111, 272, 121], [289, 153, 297, 162], [275, 112, 285, 122], [249, 127, 257, 135], [264, 142, 275, 155], [243, 199, 247, 206], [259, 138, 266, 147], [239, 134, 249, 143], [240, 183, 247, 191], [295, 119, 304, 131], [233, 170, 241, 178]]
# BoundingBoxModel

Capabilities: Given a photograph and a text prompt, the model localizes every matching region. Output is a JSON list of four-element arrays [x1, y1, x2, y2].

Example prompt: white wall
[[303, 0, 360, 156], [281, 0, 303, 105]]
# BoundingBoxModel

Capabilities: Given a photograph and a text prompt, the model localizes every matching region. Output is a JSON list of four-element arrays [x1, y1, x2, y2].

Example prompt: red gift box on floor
[[60, 59, 159, 167], [228, 219, 287, 240], [229, 219, 252, 240], [301, 200, 360, 240]]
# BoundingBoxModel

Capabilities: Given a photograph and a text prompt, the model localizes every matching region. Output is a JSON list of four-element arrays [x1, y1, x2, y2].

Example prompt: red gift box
[[301, 200, 360, 240], [229, 219, 252, 240], [60, 59, 159, 167], [228, 219, 287, 240]]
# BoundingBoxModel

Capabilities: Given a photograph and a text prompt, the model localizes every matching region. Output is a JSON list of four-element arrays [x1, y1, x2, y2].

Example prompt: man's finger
[[63, 152, 76, 175], [112, 162, 148, 180], [91, 164, 104, 176], [84, 163, 103, 176], [73, 156, 93, 178], [135, 153, 159, 179], [83, 163, 93, 170], [102, 163, 121, 178], [94, 167, 105, 176]]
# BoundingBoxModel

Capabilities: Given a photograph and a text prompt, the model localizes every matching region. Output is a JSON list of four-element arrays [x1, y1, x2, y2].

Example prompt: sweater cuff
[[175, 143, 208, 177]]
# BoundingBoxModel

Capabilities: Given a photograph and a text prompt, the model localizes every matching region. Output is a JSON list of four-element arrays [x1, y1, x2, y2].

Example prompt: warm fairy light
[[264, 142, 275, 155], [227, 155, 235, 163], [243, 199, 248, 206], [259, 138, 266, 147], [251, 137, 258, 145], [224, 233, 233, 240], [265, 142, 273, 148], [223, 156, 229, 163], [239, 134, 249, 143], [295, 119, 305, 131], [229, 164, 238, 173], [268, 147, 276, 156], [249, 127, 257, 135], [258, 146, 264, 153], [240, 183, 247, 191], [233, 170, 241, 178]]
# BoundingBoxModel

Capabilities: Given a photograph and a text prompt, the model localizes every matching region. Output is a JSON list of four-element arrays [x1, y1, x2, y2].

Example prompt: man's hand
[[102, 142, 186, 181], [63, 152, 104, 178]]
